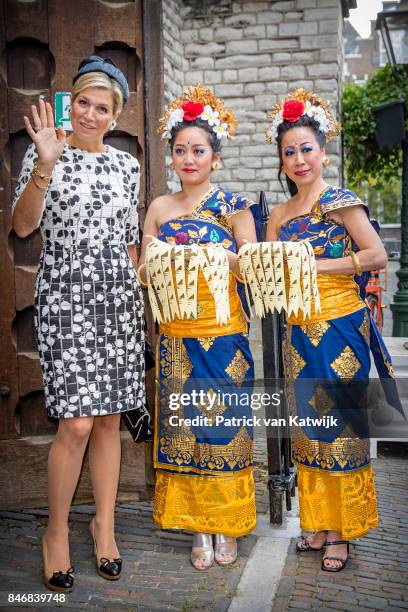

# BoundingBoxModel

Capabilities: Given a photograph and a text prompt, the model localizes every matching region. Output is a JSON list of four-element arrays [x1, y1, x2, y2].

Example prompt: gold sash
[[287, 273, 364, 325], [160, 273, 247, 338]]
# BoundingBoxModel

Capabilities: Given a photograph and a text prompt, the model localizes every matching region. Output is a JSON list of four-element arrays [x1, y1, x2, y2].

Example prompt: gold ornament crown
[[158, 83, 237, 141], [266, 88, 341, 143]]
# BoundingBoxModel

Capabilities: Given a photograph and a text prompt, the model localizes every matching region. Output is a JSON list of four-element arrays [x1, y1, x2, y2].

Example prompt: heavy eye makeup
[[174, 146, 208, 156], [300, 143, 314, 153], [283, 143, 315, 156]]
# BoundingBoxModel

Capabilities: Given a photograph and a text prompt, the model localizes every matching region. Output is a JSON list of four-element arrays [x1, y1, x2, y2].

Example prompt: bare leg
[[44, 417, 94, 570], [88, 414, 122, 559]]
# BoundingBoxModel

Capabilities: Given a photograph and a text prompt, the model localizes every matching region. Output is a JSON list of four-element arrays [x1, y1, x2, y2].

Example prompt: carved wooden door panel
[[0, 0, 149, 509]]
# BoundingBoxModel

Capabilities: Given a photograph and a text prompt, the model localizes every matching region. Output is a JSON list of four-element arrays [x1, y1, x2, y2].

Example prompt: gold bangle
[[31, 172, 48, 191], [137, 263, 147, 288], [232, 270, 247, 285], [350, 250, 362, 276], [32, 161, 52, 181]]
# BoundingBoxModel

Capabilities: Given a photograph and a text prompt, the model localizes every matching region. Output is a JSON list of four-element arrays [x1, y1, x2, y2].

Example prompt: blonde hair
[[72, 72, 124, 116]]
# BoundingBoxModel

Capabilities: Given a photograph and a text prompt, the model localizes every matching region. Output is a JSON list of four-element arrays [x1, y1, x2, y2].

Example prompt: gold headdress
[[158, 83, 237, 141], [266, 88, 341, 143]]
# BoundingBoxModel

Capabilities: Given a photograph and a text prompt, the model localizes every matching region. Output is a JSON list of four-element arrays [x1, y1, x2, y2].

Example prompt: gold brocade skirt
[[153, 467, 256, 537], [287, 277, 378, 540], [153, 278, 256, 537], [297, 463, 378, 540]]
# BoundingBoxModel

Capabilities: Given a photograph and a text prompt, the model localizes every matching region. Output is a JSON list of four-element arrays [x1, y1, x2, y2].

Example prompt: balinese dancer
[[137, 85, 257, 570], [12, 56, 147, 590], [265, 89, 398, 572]]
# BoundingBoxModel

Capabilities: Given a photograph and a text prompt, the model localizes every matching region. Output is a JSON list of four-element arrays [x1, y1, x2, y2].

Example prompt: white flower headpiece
[[159, 84, 237, 142], [266, 89, 341, 143]]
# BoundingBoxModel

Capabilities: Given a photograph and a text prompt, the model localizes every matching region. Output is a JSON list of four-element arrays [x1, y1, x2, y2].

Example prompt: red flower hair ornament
[[182, 101, 205, 121], [282, 100, 305, 123]]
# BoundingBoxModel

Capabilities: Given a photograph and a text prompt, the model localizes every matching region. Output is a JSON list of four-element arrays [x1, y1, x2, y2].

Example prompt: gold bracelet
[[350, 250, 362, 276], [232, 270, 247, 285], [137, 263, 147, 288], [31, 172, 48, 191], [32, 161, 52, 181]]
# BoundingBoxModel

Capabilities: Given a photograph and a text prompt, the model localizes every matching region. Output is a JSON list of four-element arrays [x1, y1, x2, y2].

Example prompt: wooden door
[[0, 0, 164, 510]]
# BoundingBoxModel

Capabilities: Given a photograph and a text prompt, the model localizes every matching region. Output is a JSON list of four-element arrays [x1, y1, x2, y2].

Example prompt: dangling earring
[[212, 161, 220, 171], [322, 157, 330, 167], [110, 120, 117, 131], [281, 166, 286, 174], [169, 162, 175, 170]]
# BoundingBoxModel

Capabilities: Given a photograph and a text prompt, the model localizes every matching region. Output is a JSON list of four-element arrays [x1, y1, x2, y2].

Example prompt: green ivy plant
[[342, 64, 408, 189]]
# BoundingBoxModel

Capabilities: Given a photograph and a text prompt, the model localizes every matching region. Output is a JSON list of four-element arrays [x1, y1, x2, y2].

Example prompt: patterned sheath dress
[[13, 143, 146, 419]]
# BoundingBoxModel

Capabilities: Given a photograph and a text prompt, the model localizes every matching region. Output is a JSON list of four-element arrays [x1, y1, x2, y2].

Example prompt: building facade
[[344, 19, 380, 84], [163, 0, 356, 203]]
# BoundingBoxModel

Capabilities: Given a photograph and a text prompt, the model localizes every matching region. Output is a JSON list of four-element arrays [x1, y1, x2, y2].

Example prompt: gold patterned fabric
[[283, 290, 377, 541], [284, 307, 372, 475], [160, 274, 247, 338], [153, 186, 256, 537], [300, 321, 330, 347], [278, 185, 403, 541], [297, 464, 378, 540], [153, 468, 256, 536], [331, 345, 361, 379], [291, 432, 370, 471], [225, 349, 251, 386], [287, 274, 364, 325]]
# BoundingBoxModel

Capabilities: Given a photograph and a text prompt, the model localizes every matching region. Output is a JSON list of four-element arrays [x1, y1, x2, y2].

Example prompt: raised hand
[[24, 98, 66, 167]]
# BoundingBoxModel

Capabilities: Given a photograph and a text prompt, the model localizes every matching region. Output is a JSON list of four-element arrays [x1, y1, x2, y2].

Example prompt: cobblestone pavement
[[0, 498, 257, 611], [0, 455, 272, 611], [273, 443, 408, 612], [1, 443, 406, 611]]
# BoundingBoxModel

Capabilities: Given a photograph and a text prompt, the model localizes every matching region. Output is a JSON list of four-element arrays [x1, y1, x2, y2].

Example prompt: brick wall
[[162, 0, 185, 193], [163, 0, 345, 204]]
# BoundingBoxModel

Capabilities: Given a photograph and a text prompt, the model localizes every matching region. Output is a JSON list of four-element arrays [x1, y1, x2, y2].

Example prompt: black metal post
[[259, 192, 296, 524], [391, 129, 408, 335]]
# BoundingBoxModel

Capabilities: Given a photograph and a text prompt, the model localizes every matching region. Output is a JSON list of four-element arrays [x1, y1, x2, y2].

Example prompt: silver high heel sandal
[[214, 534, 237, 566], [190, 533, 214, 571]]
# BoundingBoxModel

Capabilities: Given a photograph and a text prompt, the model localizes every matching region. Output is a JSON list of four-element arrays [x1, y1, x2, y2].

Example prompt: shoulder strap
[[319, 186, 366, 215]]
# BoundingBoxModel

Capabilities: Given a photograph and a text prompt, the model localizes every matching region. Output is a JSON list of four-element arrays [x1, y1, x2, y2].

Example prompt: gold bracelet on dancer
[[350, 250, 362, 276], [232, 270, 247, 284], [137, 263, 148, 288]]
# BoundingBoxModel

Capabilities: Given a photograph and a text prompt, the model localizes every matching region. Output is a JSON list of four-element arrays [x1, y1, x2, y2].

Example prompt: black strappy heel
[[321, 540, 349, 572], [296, 530, 328, 552]]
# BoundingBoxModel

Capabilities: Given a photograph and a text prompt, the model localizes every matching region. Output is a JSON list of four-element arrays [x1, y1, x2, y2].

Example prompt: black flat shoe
[[42, 536, 74, 592], [321, 540, 349, 572], [90, 519, 122, 581], [296, 530, 328, 552]]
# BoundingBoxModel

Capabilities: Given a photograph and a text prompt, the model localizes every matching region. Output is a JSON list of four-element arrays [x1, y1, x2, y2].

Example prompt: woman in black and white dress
[[12, 56, 146, 591]]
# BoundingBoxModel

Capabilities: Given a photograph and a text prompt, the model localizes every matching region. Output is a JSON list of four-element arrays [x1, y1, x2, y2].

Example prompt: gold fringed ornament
[[145, 239, 231, 326], [237, 241, 321, 319]]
